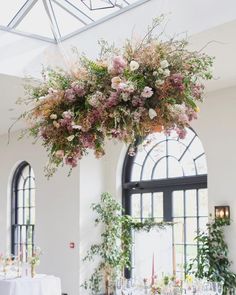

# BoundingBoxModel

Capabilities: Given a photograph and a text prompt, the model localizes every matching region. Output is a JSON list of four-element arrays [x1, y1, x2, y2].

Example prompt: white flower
[[163, 69, 170, 77], [72, 124, 82, 130], [129, 60, 139, 71], [153, 71, 158, 76], [121, 93, 130, 101], [155, 80, 164, 86], [158, 68, 164, 74], [141, 86, 153, 98], [53, 121, 60, 128], [50, 114, 57, 120], [160, 59, 169, 69], [62, 111, 74, 119], [149, 108, 157, 120], [67, 135, 75, 142]]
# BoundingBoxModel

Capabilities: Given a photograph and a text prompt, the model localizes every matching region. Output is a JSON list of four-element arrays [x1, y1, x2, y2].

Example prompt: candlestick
[[151, 253, 155, 285]]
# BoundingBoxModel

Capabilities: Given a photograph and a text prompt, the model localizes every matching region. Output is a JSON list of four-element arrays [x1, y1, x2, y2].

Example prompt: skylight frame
[[0, 0, 151, 44]]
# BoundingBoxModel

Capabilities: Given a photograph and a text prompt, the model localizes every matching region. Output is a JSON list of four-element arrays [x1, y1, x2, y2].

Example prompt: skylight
[[0, 0, 150, 43]]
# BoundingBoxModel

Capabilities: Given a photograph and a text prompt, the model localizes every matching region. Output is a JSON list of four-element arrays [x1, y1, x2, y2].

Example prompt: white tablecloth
[[0, 274, 61, 295]]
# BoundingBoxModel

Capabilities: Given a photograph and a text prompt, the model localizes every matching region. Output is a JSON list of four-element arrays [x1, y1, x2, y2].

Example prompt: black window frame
[[122, 129, 207, 278], [11, 161, 36, 260]]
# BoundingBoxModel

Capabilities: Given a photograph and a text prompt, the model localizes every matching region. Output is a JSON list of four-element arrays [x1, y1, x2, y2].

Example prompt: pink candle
[[151, 253, 155, 285]]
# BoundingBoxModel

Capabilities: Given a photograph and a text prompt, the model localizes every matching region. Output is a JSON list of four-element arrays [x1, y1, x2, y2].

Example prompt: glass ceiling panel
[[0, 0, 149, 43], [0, 1, 27, 25]]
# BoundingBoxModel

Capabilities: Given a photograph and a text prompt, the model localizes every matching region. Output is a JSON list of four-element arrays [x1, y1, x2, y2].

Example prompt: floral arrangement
[[28, 247, 42, 267], [20, 17, 214, 176]]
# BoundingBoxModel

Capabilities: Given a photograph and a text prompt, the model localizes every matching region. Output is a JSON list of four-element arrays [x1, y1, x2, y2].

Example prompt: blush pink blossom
[[141, 86, 153, 98], [110, 56, 127, 74]]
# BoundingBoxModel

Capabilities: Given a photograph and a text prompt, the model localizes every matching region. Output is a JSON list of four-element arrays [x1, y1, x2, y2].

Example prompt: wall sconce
[[215, 206, 230, 221]]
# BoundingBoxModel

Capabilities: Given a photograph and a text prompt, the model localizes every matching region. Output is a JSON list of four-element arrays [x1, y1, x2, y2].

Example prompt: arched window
[[11, 162, 36, 260], [122, 128, 208, 277]]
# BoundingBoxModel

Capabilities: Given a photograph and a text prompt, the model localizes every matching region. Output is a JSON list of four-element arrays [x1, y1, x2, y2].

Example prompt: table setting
[[114, 277, 224, 295], [0, 249, 61, 295]]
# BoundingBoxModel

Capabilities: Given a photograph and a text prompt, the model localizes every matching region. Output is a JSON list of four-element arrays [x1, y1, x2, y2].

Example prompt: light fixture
[[81, 0, 118, 10], [215, 206, 230, 221]]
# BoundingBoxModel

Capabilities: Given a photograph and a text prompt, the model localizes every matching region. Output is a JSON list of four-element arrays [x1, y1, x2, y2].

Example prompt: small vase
[[31, 264, 36, 278]]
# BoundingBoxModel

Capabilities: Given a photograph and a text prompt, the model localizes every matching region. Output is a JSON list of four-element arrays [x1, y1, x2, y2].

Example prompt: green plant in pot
[[187, 217, 236, 295], [82, 192, 168, 294]]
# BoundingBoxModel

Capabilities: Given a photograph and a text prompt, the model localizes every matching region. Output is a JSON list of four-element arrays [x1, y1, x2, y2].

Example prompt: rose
[[111, 76, 122, 90], [129, 60, 139, 71], [160, 59, 169, 68]]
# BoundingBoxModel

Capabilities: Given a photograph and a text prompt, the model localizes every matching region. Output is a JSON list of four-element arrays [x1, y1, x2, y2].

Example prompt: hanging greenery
[[81, 192, 170, 295], [187, 218, 236, 295], [18, 16, 214, 177]]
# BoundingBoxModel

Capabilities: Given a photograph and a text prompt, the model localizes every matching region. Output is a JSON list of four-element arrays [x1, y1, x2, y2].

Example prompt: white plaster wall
[[193, 86, 236, 271], [0, 132, 80, 295]]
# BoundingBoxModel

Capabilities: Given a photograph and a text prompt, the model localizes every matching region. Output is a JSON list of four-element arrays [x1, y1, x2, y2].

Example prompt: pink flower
[[106, 92, 119, 107], [71, 82, 85, 97], [55, 150, 64, 159], [132, 96, 145, 107], [141, 86, 153, 98], [176, 128, 187, 139], [65, 89, 76, 102], [170, 73, 184, 91], [65, 156, 78, 168], [192, 83, 204, 99], [111, 76, 122, 90], [110, 56, 127, 74], [80, 133, 95, 149]]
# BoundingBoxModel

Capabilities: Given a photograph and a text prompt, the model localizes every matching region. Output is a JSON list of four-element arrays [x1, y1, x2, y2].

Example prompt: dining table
[[0, 274, 61, 295]]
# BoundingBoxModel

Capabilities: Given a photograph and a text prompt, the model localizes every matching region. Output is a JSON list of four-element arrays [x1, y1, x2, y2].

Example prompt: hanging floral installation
[[20, 18, 214, 176]]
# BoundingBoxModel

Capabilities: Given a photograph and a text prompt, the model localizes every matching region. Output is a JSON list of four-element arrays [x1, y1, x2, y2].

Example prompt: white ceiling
[[0, 0, 236, 135]]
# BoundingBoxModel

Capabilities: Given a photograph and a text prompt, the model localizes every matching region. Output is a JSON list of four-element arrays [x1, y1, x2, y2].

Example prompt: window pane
[[24, 208, 30, 225], [195, 154, 207, 174], [131, 194, 141, 219], [175, 245, 184, 272], [199, 189, 208, 216], [173, 191, 184, 217], [186, 218, 197, 244], [131, 163, 142, 181], [168, 157, 183, 178], [199, 217, 208, 232], [141, 156, 154, 180], [30, 208, 35, 224], [17, 190, 24, 207], [189, 136, 204, 159], [25, 190, 30, 207], [168, 140, 185, 160], [181, 151, 196, 176], [173, 220, 184, 244], [186, 190, 197, 217], [152, 158, 167, 179], [153, 192, 163, 219], [142, 194, 152, 218], [186, 245, 197, 264], [17, 208, 23, 224]]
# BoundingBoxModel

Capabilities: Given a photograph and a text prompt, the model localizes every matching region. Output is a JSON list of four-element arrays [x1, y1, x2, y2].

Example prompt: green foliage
[[82, 192, 169, 294], [187, 218, 236, 295]]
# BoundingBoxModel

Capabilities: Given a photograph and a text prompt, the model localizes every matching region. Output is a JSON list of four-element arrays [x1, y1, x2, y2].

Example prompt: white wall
[[0, 133, 80, 295], [1, 85, 236, 295], [193, 86, 236, 271]]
